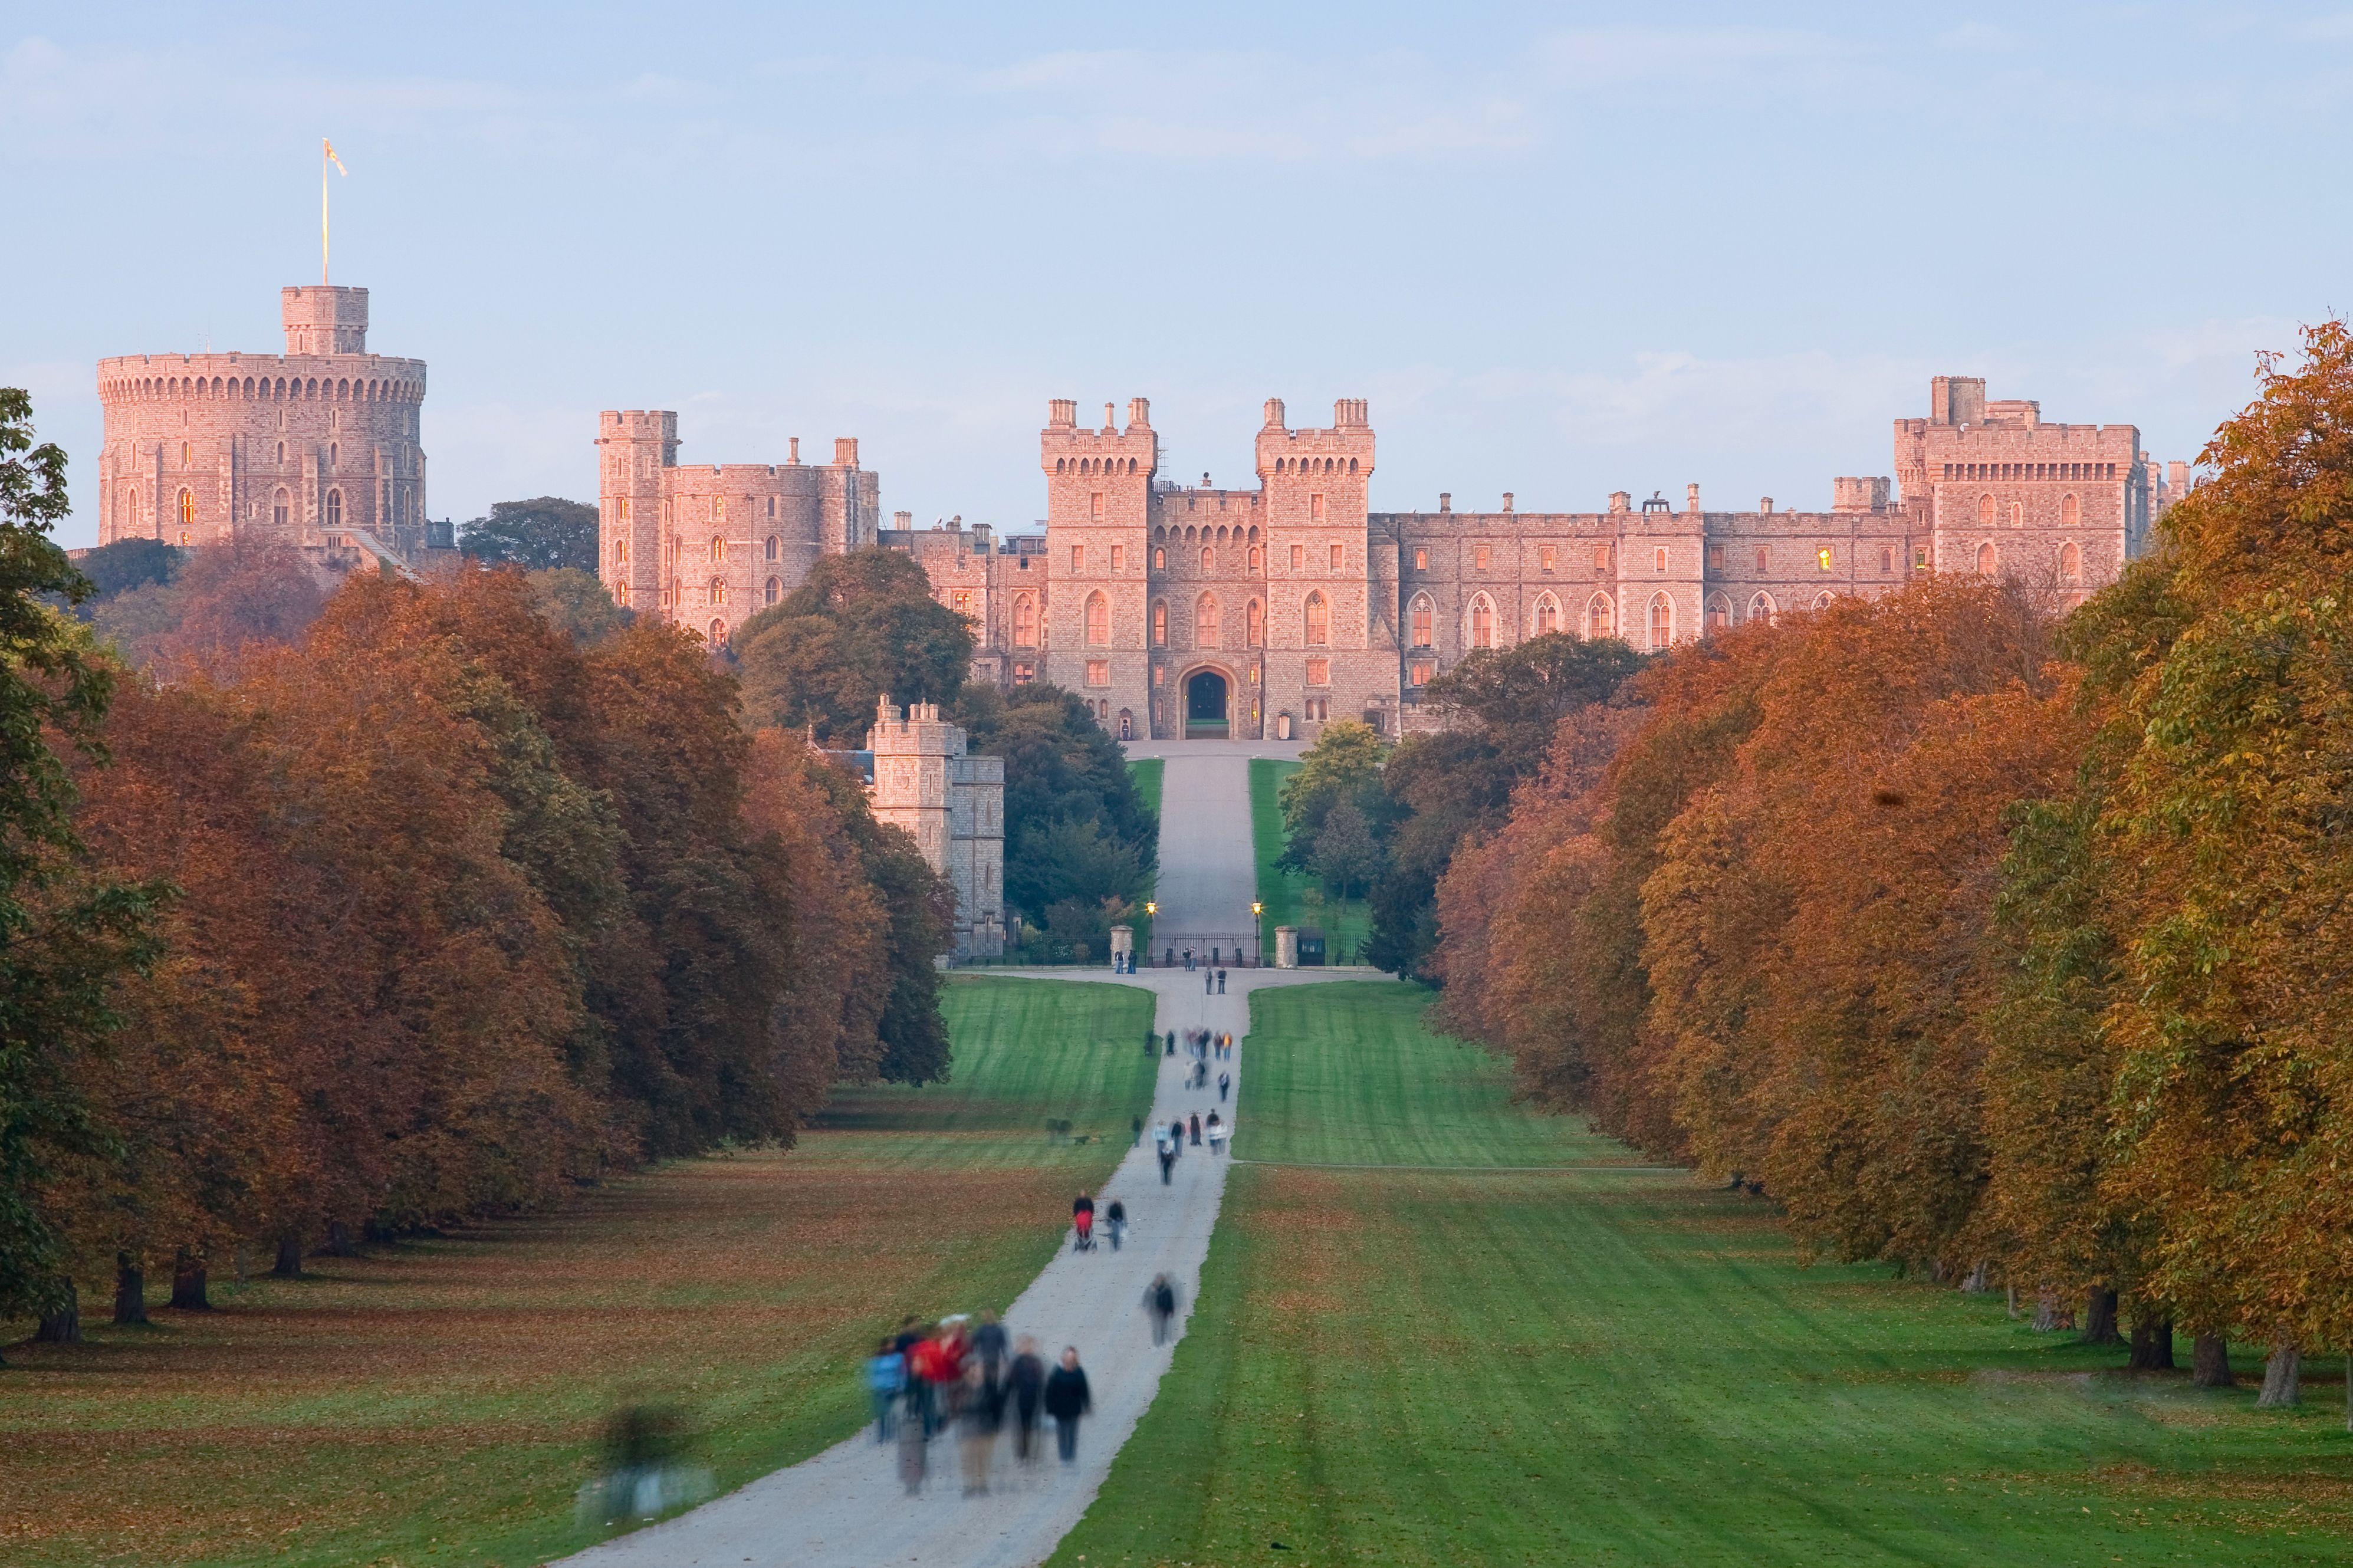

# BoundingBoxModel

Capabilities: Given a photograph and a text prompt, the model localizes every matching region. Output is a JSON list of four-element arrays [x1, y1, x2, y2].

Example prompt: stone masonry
[[863, 698, 1005, 959], [95, 285, 449, 566]]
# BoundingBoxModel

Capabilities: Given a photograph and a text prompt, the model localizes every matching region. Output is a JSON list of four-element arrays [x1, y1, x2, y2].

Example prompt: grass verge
[[1248, 758, 1371, 962], [1129, 757, 1163, 954], [1050, 981, 2353, 1567], [2, 975, 1155, 1568]]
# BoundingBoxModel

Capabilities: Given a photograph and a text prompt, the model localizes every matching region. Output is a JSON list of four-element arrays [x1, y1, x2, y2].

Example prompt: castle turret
[[1042, 396, 1156, 735], [1257, 396, 1379, 740], [596, 411, 676, 616]]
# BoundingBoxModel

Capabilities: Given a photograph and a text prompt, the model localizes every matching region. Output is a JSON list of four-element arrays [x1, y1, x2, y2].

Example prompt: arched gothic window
[[323, 489, 341, 530], [1979, 494, 1996, 528], [1647, 593, 1674, 652], [1248, 545, 1262, 570], [2060, 492, 2081, 528], [710, 578, 727, 606], [1152, 547, 1165, 569], [1152, 600, 1168, 646], [1014, 594, 1038, 647], [1813, 591, 1835, 610], [2009, 501, 2023, 527], [1410, 593, 1434, 648], [178, 488, 195, 527], [1195, 593, 1220, 646], [1303, 591, 1329, 646], [2060, 541, 2082, 581], [1747, 591, 1775, 625], [1705, 593, 1731, 633], [764, 535, 778, 561], [1201, 545, 1214, 571], [272, 487, 290, 531], [1533, 593, 1559, 636], [1086, 591, 1109, 646], [1977, 541, 1997, 576], [1586, 594, 1615, 640], [709, 536, 725, 562], [1470, 593, 1496, 649], [765, 577, 781, 605], [709, 619, 727, 646], [1247, 599, 1264, 647]]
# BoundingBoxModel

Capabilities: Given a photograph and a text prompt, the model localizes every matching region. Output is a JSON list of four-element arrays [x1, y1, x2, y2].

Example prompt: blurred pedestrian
[[1218, 968, 1227, 994], [1206, 1110, 1225, 1155], [1132, 1114, 1143, 1145], [1043, 1346, 1092, 1464], [1158, 1143, 1175, 1184], [1189, 1112, 1201, 1146], [1143, 1274, 1179, 1345], [1073, 1192, 1096, 1252], [897, 1392, 928, 1494], [1205, 969, 1214, 995], [972, 1309, 1008, 1391], [956, 1360, 998, 1495], [1218, 1070, 1230, 1102], [1008, 1336, 1046, 1464], [1105, 1198, 1126, 1251], [867, 1336, 906, 1442], [1169, 1118, 1185, 1155]]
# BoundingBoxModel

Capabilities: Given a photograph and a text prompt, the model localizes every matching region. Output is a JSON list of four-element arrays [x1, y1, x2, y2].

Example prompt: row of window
[[1074, 542, 1348, 573], [126, 485, 351, 532], [107, 373, 419, 404], [1943, 462, 2115, 481], [1978, 493, 2083, 528]]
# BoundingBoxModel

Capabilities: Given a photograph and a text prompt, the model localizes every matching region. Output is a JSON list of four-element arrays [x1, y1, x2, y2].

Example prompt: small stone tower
[[866, 696, 1005, 959], [595, 410, 677, 614]]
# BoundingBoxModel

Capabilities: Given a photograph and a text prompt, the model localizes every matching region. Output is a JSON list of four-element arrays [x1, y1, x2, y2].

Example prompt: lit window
[[711, 536, 725, 562], [619, 498, 630, 523], [712, 495, 724, 524], [1153, 547, 1165, 568], [1470, 595, 1495, 649], [1914, 547, 1930, 568], [1086, 659, 1109, 687], [1306, 658, 1330, 686], [1474, 544, 1491, 571], [616, 538, 629, 566], [1152, 600, 1167, 646], [1414, 547, 1429, 571], [1086, 591, 1109, 645], [1303, 591, 1329, 646], [179, 488, 196, 527], [1410, 594, 1433, 647], [1540, 545, 1556, 573], [952, 589, 973, 616], [1817, 546, 1833, 571], [1654, 547, 1667, 571], [1409, 659, 1434, 686], [1587, 594, 1615, 639]]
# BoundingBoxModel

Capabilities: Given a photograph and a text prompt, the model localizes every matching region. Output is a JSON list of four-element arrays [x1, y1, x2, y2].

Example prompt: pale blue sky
[[5, 3, 2345, 547]]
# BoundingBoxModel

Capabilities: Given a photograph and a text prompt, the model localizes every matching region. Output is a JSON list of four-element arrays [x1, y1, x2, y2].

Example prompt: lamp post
[[1251, 900, 1264, 967], [1145, 901, 1158, 967]]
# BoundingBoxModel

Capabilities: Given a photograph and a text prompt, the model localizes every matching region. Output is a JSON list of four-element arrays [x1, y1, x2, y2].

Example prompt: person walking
[[1143, 1274, 1179, 1345], [1073, 1192, 1096, 1251], [1132, 1113, 1144, 1146], [1169, 1118, 1185, 1155], [1165, 1031, 1176, 1057], [1043, 1347, 1092, 1464], [896, 1383, 929, 1494], [1205, 969, 1214, 995], [971, 1309, 1008, 1392], [1218, 1070, 1230, 1102], [1105, 1198, 1127, 1251], [1008, 1336, 1046, 1464], [955, 1359, 998, 1495], [1206, 1110, 1225, 1155], [867, 1336, 906, 1442], [1217, 968, 1227, 994], [1189, 1112, 1202, 1146]]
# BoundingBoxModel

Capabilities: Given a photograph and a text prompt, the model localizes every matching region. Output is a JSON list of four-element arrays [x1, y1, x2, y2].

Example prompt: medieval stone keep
[[604, 379, 2185, 746], [860, 698, 1005, 959], [96, 285, 448, 564]]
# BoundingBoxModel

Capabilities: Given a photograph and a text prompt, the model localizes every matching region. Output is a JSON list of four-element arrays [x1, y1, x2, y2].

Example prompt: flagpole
[[321, 138, 331, 284]]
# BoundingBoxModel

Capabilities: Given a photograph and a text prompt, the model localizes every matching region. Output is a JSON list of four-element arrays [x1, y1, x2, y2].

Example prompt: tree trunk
[[325, 1220, 357, 1257], [2257, 1340, 2301, 1408], [2032, 1287, 2062, 1333], [2128, 1316, 2175, 1370], [2006, 1284, 2020, 1319], [2079, 1288, 2122, 1346], [2191, 1333, 2234, 1388], [169, 1251, 211, 1311], [114, 1254, 148, 1325], [272, 1234, 305, 1277], [1961, 1261, 1991, 1294], [33, 1281, 80, 1343]]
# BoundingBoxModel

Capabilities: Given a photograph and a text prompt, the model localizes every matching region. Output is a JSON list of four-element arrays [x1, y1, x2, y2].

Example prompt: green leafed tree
[[458, 497, 601, 572], [734, 548, 975, 743]]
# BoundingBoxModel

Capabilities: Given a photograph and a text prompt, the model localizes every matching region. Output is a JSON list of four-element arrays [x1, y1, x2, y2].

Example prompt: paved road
[[561, 751, 1360, 1568]]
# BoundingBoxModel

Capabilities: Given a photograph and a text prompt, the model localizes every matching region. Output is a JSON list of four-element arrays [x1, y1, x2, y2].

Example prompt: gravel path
[[559, 751, 1359, 1568]]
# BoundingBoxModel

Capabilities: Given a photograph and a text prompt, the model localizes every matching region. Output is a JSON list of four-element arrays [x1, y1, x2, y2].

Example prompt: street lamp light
[[1251, 900, 1264, 966]]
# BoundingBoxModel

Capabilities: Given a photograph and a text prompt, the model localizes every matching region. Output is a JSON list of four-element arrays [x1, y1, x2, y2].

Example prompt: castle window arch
[[2008, 501, 2023, 527], [1411, 592, 1434, 647], [1977, 541, 1997, 576], [178, 488, 195, 528], [1469, 593, 1496, 649], [2060, 541, 2082, 581], [1705, 591, 1731, 633], [1196, 592, 1220, 647], [1056, 458, 1065, 473], [1153, 547, 1165, 569], [1533, 593, 1560, 637], [1303, 590, 1330, 646], [329, 442, 339, 468], [1247, 598, 1264, 647], [709, 619, 727, 646], [1014, 593, 1039, 647], [1586, 593, 1615, 640], [2060, 492, 2081, 528], [1349, 458, 1358, 473], [1647, 593, 1674, 651], [1201, 545, 1214, 571], [324, 488, 342, 530], [709, 577, 727, 606], [1248, 545, 1262, 570], [275, 441, 285, 464], [1978, 494, 1996, 528], [709, 535, 725, 562], [764, 535, 778, 561], [1748, 590, 1776, 624], [1085, 590, 1109, 646], [1248, 525, 1259, 542], [765, 577, 781, 605], [1813, 590, 1836, 610], [272, 487, 290, 531], [1152, 599, 1168, 646]]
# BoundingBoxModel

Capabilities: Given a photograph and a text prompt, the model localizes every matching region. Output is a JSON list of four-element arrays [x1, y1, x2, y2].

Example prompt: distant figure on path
[[1158, 1140, 1175, 1184], [1072, 1192, 1096, 1251], [1217, 968, 1227, 994], [1144, 1274, 1179, 1345], [1105, 1198, 1127, 1251], [896, 1385, 928, 1493], [1132, 1114, 1144, 1145], [971, 1309, 1008, 1391], [1189, 1112, 1201, 1146], [1218, 1070, 1230, 1102], [1169, 1118, 1185, 1155], [1165, 1031, 1176, 1056], [1206, 1110, 1225, 1155], [1205, 969, 1214, 995], [956, 1360, 998, 1495], [1008, 1336, 1046, 1464], [867, 1337, 906, 1442], [1043, 1347, 1092, 1463]]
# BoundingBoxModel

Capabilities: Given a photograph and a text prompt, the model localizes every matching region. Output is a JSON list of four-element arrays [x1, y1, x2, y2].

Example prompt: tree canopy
[[734, 548, 975, 743], [458, 497, 600, 572]]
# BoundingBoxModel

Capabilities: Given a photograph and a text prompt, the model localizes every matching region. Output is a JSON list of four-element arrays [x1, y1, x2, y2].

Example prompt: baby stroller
[[1072, 1198, 1096, 1253]]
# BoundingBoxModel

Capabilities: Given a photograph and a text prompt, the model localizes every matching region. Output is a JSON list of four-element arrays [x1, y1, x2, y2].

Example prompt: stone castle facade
[[605, 380, 2184, 746], [859, 699, 1005, 959], [94, 285, 451, 567]]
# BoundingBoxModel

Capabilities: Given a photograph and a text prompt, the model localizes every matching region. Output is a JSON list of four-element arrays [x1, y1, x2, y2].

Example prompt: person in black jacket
[[1007, 1336, 1046, 1464], [1042, 1346, 1092, 1463]]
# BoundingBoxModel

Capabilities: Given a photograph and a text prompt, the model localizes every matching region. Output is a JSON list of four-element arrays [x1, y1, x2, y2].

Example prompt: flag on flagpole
[[324, 139, 349, 176]]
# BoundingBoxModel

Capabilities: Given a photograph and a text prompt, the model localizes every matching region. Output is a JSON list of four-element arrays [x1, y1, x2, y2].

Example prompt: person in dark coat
[[1042, 1346, 1092, 1463], [1007, 1336, 1046, 1463], [1144, 1273, 1179, 1345], [1189, 1112, 1202, 1146]]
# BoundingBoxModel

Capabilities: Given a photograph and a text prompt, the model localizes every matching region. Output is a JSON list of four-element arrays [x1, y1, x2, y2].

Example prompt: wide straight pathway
[[561, 745, 1359, 1568]]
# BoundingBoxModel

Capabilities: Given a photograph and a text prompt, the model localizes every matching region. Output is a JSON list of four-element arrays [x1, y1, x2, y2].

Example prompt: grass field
[[1129, 757, 1163, 954], [1051, 981, 2353, 1568], [1248, 758, 1372, 963], [2, 975, 1155, 1568]]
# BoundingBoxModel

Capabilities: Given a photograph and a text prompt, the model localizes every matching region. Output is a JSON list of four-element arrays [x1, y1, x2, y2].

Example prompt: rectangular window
[[1329, 543, 1344, 570], [1474, 544, 1491, 570], [1654, 547, 1667, 571], [1706, 544, 1723, 571], [1014, 662, 1034, 683], [952, 589, 972, 615], [1110, 544, 1125, 570], [1290, 544, 1304, 570], [1879, 546, 1894, 573], [1071, 545, 1085, 572], [1409, 659, 1434, 686], [1414, 547, 1428, 571], [1593, 544, 1610, 571], [1755, 547, 1768, 571], [1090, 492, 1105, 520], [1306, 658, 1331, 686], [1915, 545, 1930, 568], [1539, 545, 1556, 573], [1817, 546, 1834, 571], [1312, 494, 1326, 521], [1086, 659, 1109, 687], [1152, 665, 1164, 685]]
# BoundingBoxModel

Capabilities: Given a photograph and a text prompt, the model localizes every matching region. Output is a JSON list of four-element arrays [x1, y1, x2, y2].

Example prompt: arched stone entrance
[[1184, 668, 1231, 738]]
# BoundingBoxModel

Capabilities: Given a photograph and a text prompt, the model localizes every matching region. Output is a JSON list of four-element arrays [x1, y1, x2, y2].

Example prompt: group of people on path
[[1071, 1192, 1126, 1251], [867, 1313, 1093, 1496]]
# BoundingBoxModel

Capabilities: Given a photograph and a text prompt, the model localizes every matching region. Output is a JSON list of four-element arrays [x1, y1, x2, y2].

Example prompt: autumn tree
[[459, 496, 600, 571], [734, 549, 975, 742]]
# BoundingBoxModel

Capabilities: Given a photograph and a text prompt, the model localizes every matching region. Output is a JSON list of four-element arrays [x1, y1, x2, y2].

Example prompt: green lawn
[[4, 976, 1155, 1568], [1051, 981, 2353, 1568], [1129, 757, 1162, 954], [1250, 758, 1372, 963]]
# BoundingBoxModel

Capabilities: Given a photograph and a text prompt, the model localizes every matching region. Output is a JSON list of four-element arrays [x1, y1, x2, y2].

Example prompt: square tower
[[596, 410, 676, 614], [1258, 397, 1382, 741], [1042, 398, 1155, 735]]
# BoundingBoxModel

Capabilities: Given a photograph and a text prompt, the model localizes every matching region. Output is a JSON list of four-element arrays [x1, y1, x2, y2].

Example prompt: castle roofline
[[97, 351, 426, 373]]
